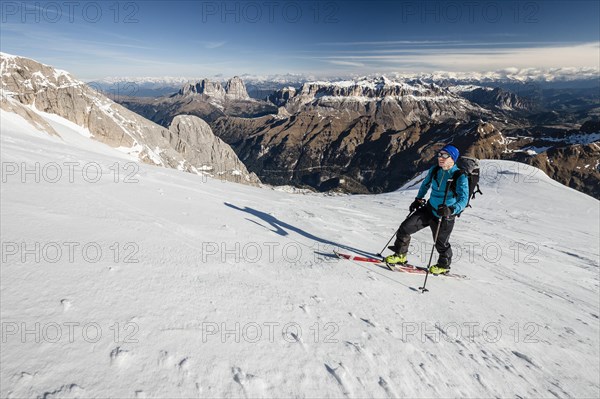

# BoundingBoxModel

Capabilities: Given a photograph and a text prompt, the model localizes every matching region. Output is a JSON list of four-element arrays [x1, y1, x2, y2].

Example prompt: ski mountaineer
[[384, 144, 469, 275]]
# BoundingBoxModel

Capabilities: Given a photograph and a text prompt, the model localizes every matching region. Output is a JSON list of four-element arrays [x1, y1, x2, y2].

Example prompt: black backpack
[[433, 156, 482, 215]]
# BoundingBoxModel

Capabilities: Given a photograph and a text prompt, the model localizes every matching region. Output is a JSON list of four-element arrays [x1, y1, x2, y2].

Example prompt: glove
[[410, 198, 426, 212], [437, 205, 454, 218]]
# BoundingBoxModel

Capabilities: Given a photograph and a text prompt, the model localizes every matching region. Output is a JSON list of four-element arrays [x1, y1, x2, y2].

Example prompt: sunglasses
[[437, 152, 451, 159]]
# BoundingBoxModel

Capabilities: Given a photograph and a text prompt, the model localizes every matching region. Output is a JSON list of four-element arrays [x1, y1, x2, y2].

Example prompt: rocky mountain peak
[[176, 77, 250, 100], [225, 76, 250, 100], [177, 79, 226, 99]]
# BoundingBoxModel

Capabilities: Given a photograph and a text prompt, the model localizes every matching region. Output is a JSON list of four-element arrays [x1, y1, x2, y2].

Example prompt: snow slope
[[1, 109, 599, 398]]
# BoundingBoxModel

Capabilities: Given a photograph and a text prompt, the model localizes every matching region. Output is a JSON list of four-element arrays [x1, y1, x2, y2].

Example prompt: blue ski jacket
[[417, 164, 469, 217]]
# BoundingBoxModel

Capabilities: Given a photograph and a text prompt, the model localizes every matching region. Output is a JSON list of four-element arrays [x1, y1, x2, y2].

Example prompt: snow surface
[[1, 109, 599, 398], [523, 146, 554, 156]]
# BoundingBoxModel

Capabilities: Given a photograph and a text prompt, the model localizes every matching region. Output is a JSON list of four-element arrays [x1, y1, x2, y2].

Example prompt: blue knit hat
[[440, 144, 459, 162]]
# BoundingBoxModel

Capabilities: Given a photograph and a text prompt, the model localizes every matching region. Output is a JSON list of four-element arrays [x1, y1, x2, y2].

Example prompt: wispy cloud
[[328, 60, 365, 67], [315, 40, 589, 50], [3, 13, 597, 78], [316, 40, 465, 46], [1, 23, 151, 52], [0, 23, 234, 78], [304, 42, 600, 72], [201, 41, 227, 49]]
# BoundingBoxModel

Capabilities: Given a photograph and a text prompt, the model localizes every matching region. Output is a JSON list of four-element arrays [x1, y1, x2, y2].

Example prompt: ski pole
[[419, 178, 453, 294], [377, 210, 415, 257]]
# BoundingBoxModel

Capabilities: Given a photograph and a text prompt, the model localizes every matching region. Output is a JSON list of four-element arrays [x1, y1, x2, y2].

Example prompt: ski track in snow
[[1, 110, 599, 397]]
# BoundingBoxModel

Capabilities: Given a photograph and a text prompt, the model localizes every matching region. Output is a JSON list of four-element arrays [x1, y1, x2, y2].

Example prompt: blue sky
[[1, 0, 599, 79]]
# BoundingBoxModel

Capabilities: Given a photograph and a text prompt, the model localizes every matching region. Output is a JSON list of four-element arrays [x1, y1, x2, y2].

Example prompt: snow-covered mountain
[[1, 81, 599, 397], [0, 53, 259, 185], [94, 73, 311, 87], [387, 66, 600, 85], [112, 72, 598, 197], [268, 76, 486, 117], [93, 66, 599, 90]]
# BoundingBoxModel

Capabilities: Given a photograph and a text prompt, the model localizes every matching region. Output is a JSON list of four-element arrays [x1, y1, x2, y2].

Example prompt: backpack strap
[[432, 166, 441, 184], [433, 167, 462, 196], [426, 165, 441, 189], [450, 170, 469, 217], [449, 169, 463, 197]]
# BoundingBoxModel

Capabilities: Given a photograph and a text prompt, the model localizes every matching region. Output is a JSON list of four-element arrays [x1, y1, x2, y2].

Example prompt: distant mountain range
[[3, 53, 597, 198], [89, 67, 599, 99], [113, 74, 599, 198], [89, 74, 311, 99]]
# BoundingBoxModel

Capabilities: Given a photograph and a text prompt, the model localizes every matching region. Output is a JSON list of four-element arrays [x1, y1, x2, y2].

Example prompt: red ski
[[333, 251, 382, 263], [333, 250, 467, 279]]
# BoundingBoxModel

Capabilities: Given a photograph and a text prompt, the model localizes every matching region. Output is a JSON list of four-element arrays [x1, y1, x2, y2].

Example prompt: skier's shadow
[[224, 202, 380, 259]]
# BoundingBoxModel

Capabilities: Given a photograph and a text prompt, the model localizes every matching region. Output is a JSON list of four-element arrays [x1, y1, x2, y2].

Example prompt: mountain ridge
[[0, 53, 260, 185]]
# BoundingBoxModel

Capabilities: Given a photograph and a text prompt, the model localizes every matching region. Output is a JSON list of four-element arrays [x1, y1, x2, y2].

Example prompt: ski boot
[[429, 264, 451, 275], [384, 253, 408, 265]]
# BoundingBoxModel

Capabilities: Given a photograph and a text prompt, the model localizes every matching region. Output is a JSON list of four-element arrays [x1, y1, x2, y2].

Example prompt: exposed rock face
[[499, 122, 600, 198], [118, 77, 276, 127], [0, 53, 259, 185], [532, 144, 599, 198], [206, 78, 490, 192], [267, 86, 296, 107], [178, 79, 226, 99], [455, 87, 533, 112], [224, 76, 250, 100], [115, 73, 598, 198], [1, 53, 173, 164], [208, 78, 598, 197], [0, 97, 60, 137], [273, 77, 485, 120], [167, 115, 260, 184], [177, 77, 249, 100]]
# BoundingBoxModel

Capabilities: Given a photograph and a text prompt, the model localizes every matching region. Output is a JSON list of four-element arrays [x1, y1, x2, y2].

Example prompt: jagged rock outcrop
[[267, 86, 297, 107], [455, 87, 533, 112], [206, 78, 492, 192], [224, 76, 250, 100], [167, 115, 260, 184], [118, 77, 275, 126], [176, 77, 250, 100], [209, 77, 598, 197], [178, 79, 227, 99], [0, 53, 258, 185], [115, 72, 599, 198], [267, 77, 487, 123]]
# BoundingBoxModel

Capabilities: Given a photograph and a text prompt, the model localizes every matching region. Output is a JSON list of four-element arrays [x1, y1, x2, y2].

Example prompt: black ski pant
[[392, 205, 455, 267]]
